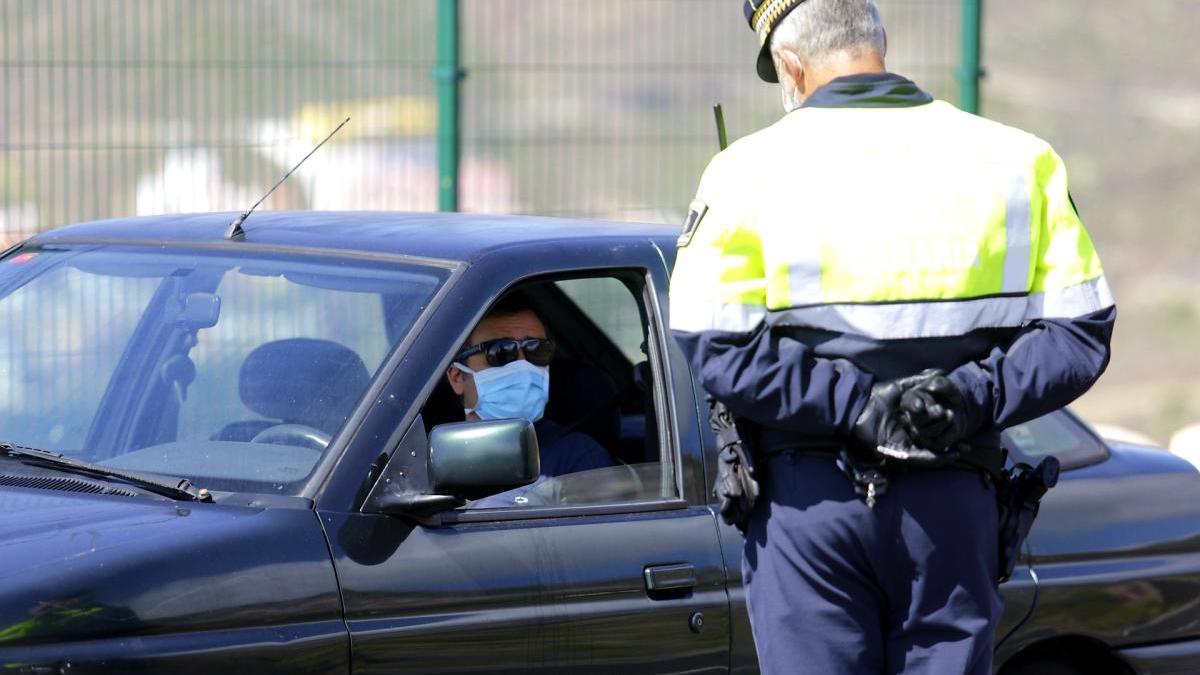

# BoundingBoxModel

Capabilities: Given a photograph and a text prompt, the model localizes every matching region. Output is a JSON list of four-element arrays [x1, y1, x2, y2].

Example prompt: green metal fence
[[0, 0, 975, 244]]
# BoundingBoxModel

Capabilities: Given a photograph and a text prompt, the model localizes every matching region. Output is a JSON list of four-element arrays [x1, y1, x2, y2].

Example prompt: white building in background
[[135, 97, 517, 218], [136, 149, 264, 215]]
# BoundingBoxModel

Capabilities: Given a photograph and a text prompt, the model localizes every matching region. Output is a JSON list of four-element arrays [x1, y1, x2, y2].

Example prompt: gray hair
[[770, 0, 886, 67]]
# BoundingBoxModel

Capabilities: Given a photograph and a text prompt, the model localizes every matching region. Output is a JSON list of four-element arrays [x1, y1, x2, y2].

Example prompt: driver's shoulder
[[535, 419, 612, 473]]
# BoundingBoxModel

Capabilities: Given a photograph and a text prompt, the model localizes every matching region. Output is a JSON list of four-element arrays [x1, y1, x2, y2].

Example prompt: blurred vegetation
[[981, 0, 1200, 441], [0, 0, 1194, 439]]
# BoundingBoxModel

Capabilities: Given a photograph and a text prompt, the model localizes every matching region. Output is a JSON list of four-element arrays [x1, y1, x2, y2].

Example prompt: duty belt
[[772, 441, 1007, 477], [775, 442, 1008, 509]]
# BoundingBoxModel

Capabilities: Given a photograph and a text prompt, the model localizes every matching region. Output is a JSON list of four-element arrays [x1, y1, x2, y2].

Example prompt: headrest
[[239, 338, 371, 433], [546, 357, 620, 450]]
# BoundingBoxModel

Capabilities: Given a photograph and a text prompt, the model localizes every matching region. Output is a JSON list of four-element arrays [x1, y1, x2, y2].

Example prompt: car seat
[[545, 356, 621, 452], [211, 338, 370, 442]]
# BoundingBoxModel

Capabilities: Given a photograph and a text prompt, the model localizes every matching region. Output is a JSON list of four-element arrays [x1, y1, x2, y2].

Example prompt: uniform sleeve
[[674, 326, 875, 435], [947, 307, 1114, 433], [670, 151, 874, 435], [947, 148, 1116, 433]]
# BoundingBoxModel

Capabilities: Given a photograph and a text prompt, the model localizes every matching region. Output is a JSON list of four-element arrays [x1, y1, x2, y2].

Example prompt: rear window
[[1002, 411, 1108, 470]]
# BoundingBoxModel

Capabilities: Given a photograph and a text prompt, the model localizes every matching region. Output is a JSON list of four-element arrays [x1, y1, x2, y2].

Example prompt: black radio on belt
[[996, 457, 1060, 583]]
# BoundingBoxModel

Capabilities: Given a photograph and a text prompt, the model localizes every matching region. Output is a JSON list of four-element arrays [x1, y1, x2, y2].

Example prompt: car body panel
[[29, 211, 670, 265], [1118, 637, 1200, 675], [998, 443, 1200, 663], [0, 486, 347, 672], [326, 507, 729, 674]]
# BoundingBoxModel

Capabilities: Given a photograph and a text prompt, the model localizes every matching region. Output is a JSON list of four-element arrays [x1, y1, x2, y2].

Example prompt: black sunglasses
[[455, 337, 556, 368]]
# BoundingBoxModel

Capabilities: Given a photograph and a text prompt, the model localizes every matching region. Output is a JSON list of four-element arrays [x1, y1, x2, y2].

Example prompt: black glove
[[899, 370, 971, 453], [851, 371, 955, 467]]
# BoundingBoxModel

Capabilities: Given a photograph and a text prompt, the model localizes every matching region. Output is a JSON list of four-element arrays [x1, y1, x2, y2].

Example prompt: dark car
[[0, 212, 1197, 674]]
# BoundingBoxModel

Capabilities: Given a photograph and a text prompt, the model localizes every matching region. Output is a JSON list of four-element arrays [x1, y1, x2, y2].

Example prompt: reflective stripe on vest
[[765, 276, 1113, 340]]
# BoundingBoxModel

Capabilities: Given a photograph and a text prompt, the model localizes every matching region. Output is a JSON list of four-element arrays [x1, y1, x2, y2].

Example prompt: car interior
[[418, 273, 674, 508], [211, 337, 371, 445], [66, 257, 674, 503]]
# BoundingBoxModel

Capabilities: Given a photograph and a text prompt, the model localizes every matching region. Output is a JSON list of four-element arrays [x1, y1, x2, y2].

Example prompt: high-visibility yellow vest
[[670, 100, 1113, 340]]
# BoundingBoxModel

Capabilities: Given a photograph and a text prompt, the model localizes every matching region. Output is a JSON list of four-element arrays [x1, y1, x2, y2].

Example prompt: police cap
[[744, 0, 807, 83]]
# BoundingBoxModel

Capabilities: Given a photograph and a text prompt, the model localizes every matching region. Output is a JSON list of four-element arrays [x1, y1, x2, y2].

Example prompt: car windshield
[[0, 243, 449, 495]]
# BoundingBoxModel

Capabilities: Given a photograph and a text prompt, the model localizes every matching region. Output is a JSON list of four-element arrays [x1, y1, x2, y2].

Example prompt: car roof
[[28, 211, 680, 263]]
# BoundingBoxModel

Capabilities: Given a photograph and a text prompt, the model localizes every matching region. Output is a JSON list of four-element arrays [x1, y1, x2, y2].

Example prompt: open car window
[[422, 272, 680, 513]]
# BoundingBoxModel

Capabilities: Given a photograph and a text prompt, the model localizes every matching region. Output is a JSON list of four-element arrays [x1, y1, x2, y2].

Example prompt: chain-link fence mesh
[[1, 0, 962, 244]]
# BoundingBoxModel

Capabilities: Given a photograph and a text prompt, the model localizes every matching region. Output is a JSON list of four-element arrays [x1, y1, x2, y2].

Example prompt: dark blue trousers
[[743, 452, 1003, 674]]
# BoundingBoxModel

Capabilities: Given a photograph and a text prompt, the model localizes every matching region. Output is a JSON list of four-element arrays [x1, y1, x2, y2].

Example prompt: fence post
[[958, 0, 982, 114], [435, 0, 462, 211]]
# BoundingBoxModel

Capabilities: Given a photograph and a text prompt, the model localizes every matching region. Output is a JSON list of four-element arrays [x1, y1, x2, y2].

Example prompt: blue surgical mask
[[456, 359, 550, 423]]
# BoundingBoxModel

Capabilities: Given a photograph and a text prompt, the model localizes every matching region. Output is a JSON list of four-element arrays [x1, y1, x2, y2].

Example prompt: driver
[[445, 295, 613, 481]]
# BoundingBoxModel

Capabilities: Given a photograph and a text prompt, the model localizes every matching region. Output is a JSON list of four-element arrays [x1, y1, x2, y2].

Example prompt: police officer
[[669, 1, 1116, 672]]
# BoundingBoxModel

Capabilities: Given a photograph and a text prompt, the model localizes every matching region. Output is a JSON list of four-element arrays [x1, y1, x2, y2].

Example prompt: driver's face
[[446, 309, 547, 418]]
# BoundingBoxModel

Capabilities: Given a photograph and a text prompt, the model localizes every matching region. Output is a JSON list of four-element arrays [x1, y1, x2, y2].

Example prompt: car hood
[[0, 486, 341, 648]]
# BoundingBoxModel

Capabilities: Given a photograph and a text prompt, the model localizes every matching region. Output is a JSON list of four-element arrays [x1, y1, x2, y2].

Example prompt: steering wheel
[[251, 423, 331, 450]]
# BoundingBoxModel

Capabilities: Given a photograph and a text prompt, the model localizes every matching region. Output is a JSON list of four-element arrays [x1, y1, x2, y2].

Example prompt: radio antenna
[[712, 103, 729, 151], [225, 116, 351, 240]]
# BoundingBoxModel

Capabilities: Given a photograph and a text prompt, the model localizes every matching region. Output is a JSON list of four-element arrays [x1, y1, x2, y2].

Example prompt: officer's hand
[[850, 372, 941, 461], [899, 371, 971, 453], [897, 368, 952, 438]]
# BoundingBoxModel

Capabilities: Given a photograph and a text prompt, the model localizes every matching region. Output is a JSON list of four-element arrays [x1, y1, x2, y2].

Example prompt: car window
[[0, 244, 448, 494], [424, 272, 679, 512], [556, 277, 645, 363], [1002, 410, 1108, 470], [176, 271, 391, 443], [0, 256, 160, 451]]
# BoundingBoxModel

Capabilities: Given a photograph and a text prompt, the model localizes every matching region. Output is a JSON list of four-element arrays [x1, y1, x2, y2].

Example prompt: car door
[[319, 266, 730, 674]]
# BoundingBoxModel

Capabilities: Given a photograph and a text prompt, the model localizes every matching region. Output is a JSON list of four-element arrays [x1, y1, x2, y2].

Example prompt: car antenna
[[225, 115, 351, 240]]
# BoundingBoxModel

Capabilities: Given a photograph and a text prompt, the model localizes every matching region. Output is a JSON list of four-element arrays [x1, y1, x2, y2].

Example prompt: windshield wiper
[[0, 442, 213, 503]]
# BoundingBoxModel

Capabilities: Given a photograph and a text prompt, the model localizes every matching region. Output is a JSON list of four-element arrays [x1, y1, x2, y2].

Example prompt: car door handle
[[644, 563, 696, 593]]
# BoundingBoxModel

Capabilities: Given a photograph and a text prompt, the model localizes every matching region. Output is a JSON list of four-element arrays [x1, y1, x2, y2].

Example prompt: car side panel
[[1118, 637, 1200, 674], [1000, 449, 1200, 657], [324, 508, 729, 674], [0, 491, 348, 672], [0, 623, 348, 674], [715, 519, 759, 674]]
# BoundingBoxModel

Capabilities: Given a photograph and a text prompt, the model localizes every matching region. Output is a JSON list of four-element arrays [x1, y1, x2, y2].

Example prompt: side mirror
[[361, 417, 539, 520], [430, 419, 540, 497]]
